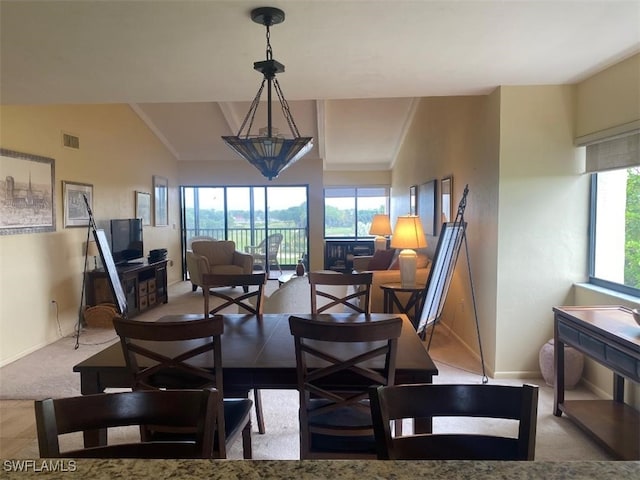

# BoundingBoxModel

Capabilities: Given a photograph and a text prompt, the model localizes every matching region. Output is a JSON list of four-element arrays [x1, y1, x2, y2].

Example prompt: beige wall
[[575, 53, 640, 138], [0, 104, 181, 365], [391, 95, 501, 372], [496, 85, 589, 375]]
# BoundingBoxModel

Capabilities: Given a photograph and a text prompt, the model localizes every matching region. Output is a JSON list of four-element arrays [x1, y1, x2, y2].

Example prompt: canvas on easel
[[415, 184, 487, 382], [92, 228, 128, 318], [416, 221, 465, 335]]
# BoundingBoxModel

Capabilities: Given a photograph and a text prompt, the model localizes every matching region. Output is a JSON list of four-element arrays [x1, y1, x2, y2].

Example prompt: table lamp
[[390, 215, 427, 287], [86, 239, 99, 271], [369, 214, 392, 251]]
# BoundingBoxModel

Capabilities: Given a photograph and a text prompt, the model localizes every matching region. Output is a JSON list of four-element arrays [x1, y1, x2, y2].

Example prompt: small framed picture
[[153, 175, 168, 227], [63, 181, 93, 228], [409, 185, 417, 215], [135, 191, 151, 226], [418, 179, 437, 236], [441, 176, 453, 223]]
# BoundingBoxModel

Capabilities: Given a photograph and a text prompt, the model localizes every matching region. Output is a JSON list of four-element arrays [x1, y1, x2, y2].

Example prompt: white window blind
[[577, 120, 640, 173]]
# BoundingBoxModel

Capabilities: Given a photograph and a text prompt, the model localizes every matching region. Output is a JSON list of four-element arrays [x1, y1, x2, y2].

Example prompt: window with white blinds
[[585, 125, 640, 297]]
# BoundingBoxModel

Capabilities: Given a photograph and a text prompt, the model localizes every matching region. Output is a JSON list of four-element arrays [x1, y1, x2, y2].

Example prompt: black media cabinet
[[85, 260, 168, 318]]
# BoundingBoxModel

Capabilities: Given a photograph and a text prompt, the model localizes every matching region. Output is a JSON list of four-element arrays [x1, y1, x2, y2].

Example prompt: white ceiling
[[1, 1, 639, 171]]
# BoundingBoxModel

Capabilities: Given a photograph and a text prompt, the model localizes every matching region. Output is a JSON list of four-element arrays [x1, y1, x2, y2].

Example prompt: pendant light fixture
[[222, 7, 313, 180]]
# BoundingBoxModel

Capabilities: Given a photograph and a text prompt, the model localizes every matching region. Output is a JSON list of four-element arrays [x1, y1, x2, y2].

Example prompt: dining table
[[73, 312, 438, 447]]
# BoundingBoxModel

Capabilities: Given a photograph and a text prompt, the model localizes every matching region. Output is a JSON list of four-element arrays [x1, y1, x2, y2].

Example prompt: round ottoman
[[539, 339, 584, 389]]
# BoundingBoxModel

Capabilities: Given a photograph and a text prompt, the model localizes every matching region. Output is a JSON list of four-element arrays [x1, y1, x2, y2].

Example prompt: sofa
[[186, 240, 254, 292], [352, 249, 431, 313]]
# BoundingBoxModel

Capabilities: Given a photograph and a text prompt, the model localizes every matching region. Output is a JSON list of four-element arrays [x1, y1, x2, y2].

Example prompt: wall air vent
[[62, 132, 80, 149]]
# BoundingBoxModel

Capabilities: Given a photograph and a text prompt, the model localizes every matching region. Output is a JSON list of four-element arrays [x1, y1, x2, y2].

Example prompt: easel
[[75, 195, 127, 349], [417, 185, 488, 383], [75, 195, 97, 349]]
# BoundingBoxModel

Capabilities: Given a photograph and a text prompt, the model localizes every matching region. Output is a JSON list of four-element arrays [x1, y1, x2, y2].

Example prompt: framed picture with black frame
[[418, 179, 437, 236], [441, 176, 453, 224], [409, 185, 417, 215]]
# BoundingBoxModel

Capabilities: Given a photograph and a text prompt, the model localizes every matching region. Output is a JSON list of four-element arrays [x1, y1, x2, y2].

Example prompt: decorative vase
[[539, 339, 584, 389], [296, 260, 305, 276]]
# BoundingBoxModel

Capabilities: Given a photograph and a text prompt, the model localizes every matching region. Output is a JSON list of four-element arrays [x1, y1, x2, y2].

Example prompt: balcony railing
[[186, 227, 307, 268]]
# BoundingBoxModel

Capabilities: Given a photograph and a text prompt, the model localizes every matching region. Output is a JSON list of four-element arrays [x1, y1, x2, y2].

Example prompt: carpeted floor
[[0, 280, 615, 460]]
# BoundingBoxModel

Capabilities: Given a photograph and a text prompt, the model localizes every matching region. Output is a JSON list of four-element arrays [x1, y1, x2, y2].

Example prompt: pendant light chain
[[274, 78, 301, 138], [265, 25, 273, 61]]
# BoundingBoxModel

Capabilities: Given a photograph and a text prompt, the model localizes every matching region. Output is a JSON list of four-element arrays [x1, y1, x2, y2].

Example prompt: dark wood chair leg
[[254, 388, 266, 434], [242, 421, 253, 459], [191, 283, 197, 292]]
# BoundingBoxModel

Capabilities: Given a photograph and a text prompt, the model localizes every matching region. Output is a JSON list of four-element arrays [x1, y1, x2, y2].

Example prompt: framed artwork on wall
[[409, 185, 417, 215], [62, 180, 93, 228], [418, 179, 437, 236], [441, 176, 453, 224], [153, 175, 168, 227], [135, 191, 151, 226], [0, 148, 55, 235]]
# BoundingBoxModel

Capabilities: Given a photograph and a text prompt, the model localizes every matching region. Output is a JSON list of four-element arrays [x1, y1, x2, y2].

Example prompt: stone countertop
[[1, 459, 638, 479]]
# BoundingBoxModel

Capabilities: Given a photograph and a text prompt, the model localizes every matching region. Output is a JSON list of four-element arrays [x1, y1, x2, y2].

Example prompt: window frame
[[323, 186, 390, 239], [588, 173, 640, 298]]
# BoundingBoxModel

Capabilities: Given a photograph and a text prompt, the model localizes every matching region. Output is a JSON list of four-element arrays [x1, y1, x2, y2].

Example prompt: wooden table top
[[74, 313, 438, 392]]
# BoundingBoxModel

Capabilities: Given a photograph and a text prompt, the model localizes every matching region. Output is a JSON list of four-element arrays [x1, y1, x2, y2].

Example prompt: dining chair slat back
[[200, 271, 267, 434], [35, 388, 219, 458], [289, 314, 402, 459], [202, 273, 266, 316], [112, 316, 252, 459], [308, 271, 373, 314], [369, 383, 539, 460]]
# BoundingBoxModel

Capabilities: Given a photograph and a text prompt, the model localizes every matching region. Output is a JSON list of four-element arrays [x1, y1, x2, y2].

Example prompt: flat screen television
[[110, 218, 144, 265]]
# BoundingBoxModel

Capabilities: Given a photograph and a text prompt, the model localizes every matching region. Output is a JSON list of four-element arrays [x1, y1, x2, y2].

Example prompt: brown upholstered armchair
[[186, 240, 254, 293]]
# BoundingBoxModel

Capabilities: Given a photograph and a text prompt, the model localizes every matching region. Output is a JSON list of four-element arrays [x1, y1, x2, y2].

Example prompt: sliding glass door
[[181, 185, 308, 277]]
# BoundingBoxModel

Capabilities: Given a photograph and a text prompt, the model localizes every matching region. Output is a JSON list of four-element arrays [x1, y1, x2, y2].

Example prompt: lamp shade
[[369, 214, 392, 236], [390, 215, 427, 250]]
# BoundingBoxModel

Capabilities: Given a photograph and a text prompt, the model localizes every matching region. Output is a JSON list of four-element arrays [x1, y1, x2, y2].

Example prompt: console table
[[552, 305, 639, 460], [85, 260, 168, 319]]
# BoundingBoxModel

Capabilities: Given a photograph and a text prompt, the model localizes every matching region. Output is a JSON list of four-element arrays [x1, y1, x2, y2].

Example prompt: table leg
[[553, 334, 565, 417], [80, 372, 107, 447], [613, 374, 625, 403]]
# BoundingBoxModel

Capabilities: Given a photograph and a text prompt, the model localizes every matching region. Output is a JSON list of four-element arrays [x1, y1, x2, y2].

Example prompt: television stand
[[85, 260, 168, 319]]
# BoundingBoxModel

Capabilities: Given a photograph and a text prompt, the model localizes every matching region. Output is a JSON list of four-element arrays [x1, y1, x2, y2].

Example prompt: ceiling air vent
[[62, 132, 80, 150]]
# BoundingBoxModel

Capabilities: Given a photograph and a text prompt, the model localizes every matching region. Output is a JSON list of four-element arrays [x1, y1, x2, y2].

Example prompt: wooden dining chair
[[308, 271, 373, 314], [112, 316, 252, 459], [35, 388, 219, 458], [289, 314, 402, 459], [369, 383, 539, 460], [202, 272, 266, 316], [201, 271, 267, 434]]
